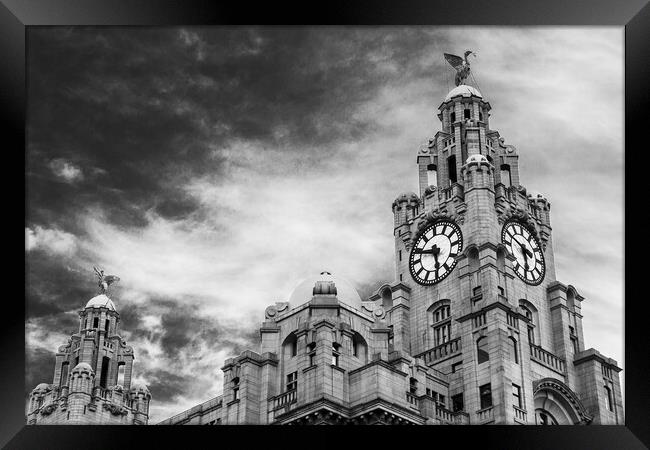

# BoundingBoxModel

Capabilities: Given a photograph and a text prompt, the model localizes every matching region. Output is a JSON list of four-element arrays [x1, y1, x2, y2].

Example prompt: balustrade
[[530, 344, 566, 374], [416, 337, 462, 365]]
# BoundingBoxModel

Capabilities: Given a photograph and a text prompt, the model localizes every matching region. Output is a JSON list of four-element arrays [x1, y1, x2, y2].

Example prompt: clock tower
[[388, 65, 623, 424]]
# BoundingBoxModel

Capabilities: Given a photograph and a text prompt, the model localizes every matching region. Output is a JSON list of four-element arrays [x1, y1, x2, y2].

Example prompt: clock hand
[[519, 242, 530, 270]]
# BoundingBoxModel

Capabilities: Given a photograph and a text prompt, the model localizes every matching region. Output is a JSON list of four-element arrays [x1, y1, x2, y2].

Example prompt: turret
[[129, 384, 151, 425]]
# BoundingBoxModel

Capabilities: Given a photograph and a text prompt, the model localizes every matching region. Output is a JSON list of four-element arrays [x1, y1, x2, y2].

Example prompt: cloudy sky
[[25, 26, 623, 423]]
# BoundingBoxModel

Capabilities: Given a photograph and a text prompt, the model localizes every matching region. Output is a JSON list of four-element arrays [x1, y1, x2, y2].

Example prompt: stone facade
[[159, 81, 624, 426], [26, 292, 151, 425]]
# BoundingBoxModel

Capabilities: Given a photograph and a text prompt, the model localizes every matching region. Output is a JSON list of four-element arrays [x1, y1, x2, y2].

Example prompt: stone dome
[[288, 272, 363, 308], [444, 84, 482, 102], [85, 294, 116, 311], [33, 383, 51, 391], [72, 362, 94, 373], [131, 383, 151, 394], [466, 154, 489, 164]]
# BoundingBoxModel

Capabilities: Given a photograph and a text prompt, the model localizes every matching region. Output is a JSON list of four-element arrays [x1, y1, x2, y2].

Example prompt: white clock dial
[[409, 221, 463, 285], [501, 221, 545, 285]]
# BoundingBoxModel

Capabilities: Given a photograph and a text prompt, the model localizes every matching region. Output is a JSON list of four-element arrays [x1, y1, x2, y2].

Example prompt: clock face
[[409, 221, 463, 285], [501, 221, 545, 285]]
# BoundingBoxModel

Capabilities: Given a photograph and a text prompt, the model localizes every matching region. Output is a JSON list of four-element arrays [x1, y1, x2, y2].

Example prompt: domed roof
[[131, 383, 151, 394], [85, 294, 116, 311], [34, 383, 51, 391], [72, 362, 94, 372], [444, 84, 482, 102], [466, 154, 489, 164], [288, 272, 363, 308]]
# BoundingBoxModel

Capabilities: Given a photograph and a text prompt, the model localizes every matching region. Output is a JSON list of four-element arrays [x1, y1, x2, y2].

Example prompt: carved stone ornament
[[40, 403, 58, 415], [418, 208, 456, 231], [265, 305, 277, 318], [499, 206, 547, 250], [103, 401, 129, 416], [373, 306, 386, 320]]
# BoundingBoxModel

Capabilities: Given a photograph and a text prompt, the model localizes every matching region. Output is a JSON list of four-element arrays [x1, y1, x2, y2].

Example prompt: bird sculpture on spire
[[444, 50, 476, 86], [93, 266, 120, 296]]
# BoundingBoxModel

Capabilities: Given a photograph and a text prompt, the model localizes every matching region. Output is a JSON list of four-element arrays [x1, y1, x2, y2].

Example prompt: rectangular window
[[99, 356, 110, 388], [434, 322, 451, 346], [104, 319, 110, 332], [59, 362, 69, 388], [473, 286, 482, 297], [286, 372, 297, 391], [430, 390, 439, 403], [331, 343, 340, 367], [464, 108, 471, 120], [438, 394, 446, 407], [479, 384, 492, 409], [426, 388, 432, 397], [513, 384, 522, 408], [605, 385, 613, 411], [399, 250, 402, 261], [307, 342, 316, 366], [409, 378, 417, 394], [93, 317, 99, 328], [388, 326, 394, 351], [399, 274, 403, 282], [452, 393, 464, 412], [233, 387, 239, 401], [477, 337, 489, 364], [498, 286, 505, 296], [447, 155, 457, 184], [527, 326, 535, 345]]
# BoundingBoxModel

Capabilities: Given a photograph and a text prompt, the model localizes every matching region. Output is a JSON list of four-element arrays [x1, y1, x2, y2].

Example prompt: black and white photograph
[[24, 26, 625, 427]]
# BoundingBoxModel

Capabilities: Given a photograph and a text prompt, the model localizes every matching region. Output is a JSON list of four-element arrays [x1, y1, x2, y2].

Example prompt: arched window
[[283, 333, 298, 358], [381, 286, 393, 310], [477, 337, 489, 364], [409, 377, 418, 394], [509, 337, 519, 364], [520, 301, 538, 345], [500, 164, 512, 188], [352, 333, 368, 363]]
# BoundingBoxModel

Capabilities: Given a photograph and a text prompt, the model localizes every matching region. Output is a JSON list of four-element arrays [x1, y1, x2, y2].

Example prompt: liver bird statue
[[444, 51, 475, 86], [93, 266, 120, 295]]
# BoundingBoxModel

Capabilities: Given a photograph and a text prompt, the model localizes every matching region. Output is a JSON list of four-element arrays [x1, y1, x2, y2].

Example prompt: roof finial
[[444, 50, 476, 86], [93, 266, 120, 296]]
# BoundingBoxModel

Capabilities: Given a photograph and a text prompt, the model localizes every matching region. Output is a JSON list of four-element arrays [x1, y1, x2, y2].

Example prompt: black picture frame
[[5, 0, 649, 448]]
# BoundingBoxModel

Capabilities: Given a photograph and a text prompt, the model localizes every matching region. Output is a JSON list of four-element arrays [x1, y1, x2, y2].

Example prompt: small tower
[[26, 268, 151, 425]]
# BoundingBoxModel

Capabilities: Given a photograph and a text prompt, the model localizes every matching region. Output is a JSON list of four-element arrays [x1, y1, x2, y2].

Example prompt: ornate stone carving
[[40, 403, 58, 415], [103, 401, 129, 416]]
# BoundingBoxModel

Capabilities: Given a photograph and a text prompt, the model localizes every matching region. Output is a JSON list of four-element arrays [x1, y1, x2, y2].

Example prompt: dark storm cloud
[[27, 27, 450, 232], [25, 252, 92, 319], [141, 370, 187, 404], [26, 346, 56, 391]]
